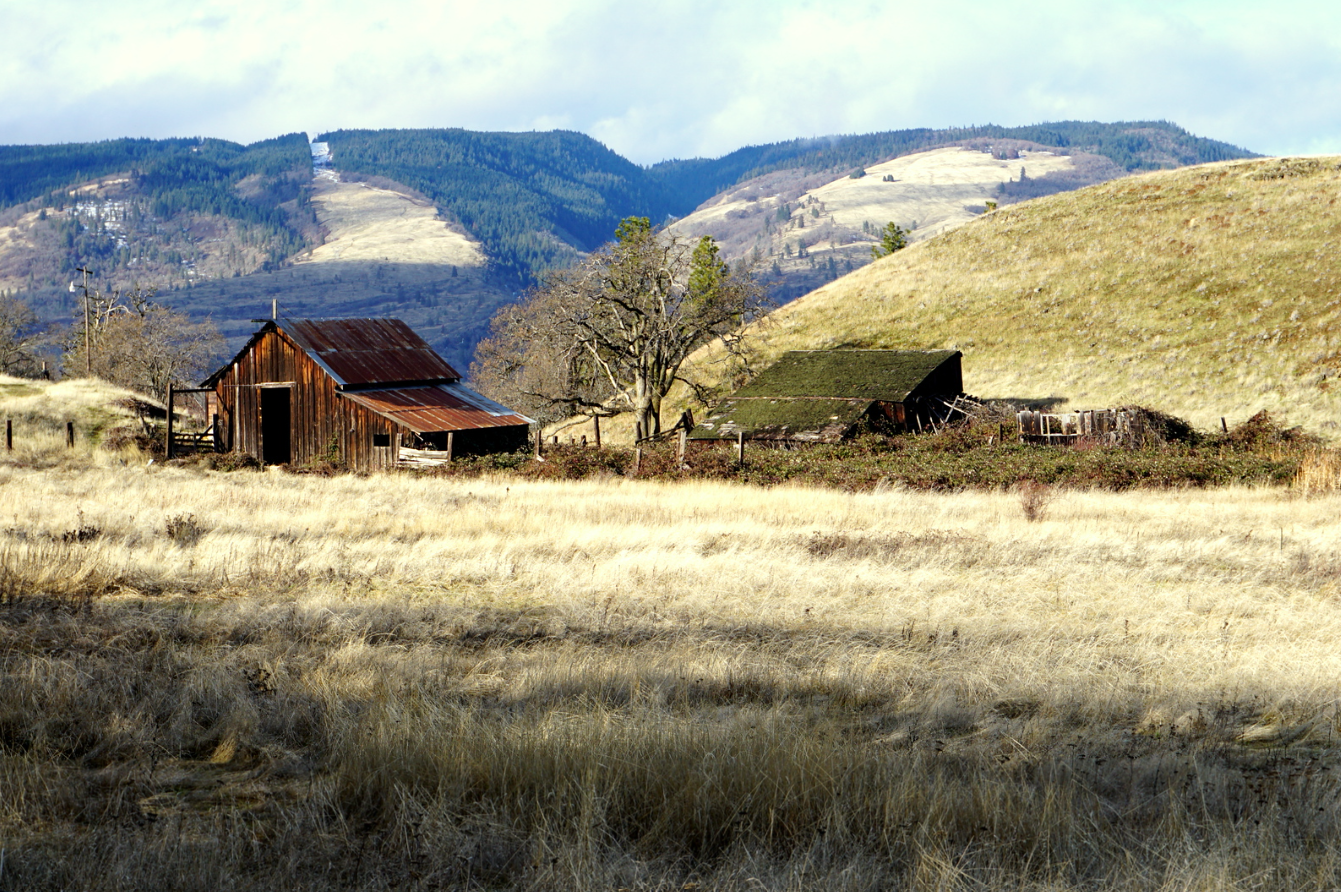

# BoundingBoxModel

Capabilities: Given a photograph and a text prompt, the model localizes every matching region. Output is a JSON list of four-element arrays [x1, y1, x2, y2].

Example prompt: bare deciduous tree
[[472, 218, 767, 437], [0, 295, 42, 376], [64, 287, 225, 401]]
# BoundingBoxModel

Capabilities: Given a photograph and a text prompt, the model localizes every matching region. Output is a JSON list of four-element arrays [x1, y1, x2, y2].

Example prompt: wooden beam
[[165, 383, 174, 460]]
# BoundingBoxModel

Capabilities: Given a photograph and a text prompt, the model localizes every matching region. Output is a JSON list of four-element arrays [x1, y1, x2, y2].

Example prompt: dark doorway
[[260, 387, 291, 465]]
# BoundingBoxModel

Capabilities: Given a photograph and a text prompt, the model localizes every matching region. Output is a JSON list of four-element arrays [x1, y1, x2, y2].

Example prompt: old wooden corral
[[204, 318, 531, 470], [1016, 408, 1166, 448], [689, 349, 964, 444]]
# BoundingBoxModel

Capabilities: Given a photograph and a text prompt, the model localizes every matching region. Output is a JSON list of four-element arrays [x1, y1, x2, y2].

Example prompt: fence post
[[5, 418, 11, 452], [593, 414, 601, 449], [677, 428, 687, 462], [446, 431, 454, 463], [534, 428, 542, 460], [736, 431, 745, 467], [634, 447, 642, 475], [165, 383, 175, 460], [212, 413, 221, 452], [66, 421, 75, 449]]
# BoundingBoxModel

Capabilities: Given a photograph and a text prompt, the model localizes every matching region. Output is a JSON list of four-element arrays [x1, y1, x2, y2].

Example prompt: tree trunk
[[633, 372, 657, 441], [648, 390, 662, 437]]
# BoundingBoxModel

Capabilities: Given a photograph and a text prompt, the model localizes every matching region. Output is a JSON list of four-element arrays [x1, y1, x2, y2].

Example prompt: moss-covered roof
[[691, 397, 872, 442], [731, 350, 960, 401], [690, 350, 962, 441]]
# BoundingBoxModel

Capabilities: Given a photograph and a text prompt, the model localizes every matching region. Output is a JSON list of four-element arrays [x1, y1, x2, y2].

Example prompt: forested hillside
[[320, 129, 681, 284], [0, 135, 302, 207], [649, 120, 1256, 208], [325, 122, 1255, 289], [0, 134, 314, 324]]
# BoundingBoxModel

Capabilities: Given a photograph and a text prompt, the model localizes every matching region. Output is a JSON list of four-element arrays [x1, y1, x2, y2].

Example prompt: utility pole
[[72, 267, 93, 376]]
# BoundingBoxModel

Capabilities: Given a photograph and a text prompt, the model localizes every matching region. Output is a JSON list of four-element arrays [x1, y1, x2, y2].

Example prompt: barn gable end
[[205, 319, 531, 470]]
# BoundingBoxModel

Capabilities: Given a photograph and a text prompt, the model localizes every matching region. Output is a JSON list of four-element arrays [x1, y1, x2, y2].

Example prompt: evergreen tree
[[872, 222, 908, 259]]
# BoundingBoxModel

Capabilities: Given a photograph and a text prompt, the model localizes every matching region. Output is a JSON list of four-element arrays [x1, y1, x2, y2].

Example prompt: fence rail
[[1016, 409, 1148, 447]]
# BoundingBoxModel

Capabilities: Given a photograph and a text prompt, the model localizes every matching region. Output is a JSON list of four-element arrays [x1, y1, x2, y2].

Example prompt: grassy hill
[[672, 155, 1341, 437], [668, 144, 1125, 303]]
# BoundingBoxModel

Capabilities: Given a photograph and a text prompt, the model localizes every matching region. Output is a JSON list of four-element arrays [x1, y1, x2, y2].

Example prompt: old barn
[[690, 349, 964, 443], [203, 318, 531, 470]]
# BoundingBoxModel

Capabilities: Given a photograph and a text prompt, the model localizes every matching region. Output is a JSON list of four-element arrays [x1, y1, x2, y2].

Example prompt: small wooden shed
[[203, 318, 531, 470], [690, 349, 963, 443]]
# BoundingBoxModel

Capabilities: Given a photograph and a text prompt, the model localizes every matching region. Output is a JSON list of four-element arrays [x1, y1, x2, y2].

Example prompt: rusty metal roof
[[341, 383, 533, 433], [278, 318, 461, 387]]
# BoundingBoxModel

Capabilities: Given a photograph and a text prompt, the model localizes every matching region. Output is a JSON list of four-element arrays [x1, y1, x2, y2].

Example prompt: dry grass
[[3, 458, 1341, 889], [1294, 449, 1341, 496], [300, 177, 486, 268], [0, 374, 154, 469], [661, 155, 1341, 442]]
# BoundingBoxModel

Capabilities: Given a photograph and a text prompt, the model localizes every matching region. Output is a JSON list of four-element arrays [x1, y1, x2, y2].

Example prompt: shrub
[[164, 513, 207, 547], [1016, 480, 1055, 522]]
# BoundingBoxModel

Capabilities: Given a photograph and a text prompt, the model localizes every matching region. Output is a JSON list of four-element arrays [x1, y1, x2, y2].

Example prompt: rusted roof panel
[[278, 318, 461, 386], [341, 383, 533, 433]]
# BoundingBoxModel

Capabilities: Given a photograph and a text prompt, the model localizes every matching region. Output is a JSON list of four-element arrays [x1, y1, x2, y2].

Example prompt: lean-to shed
[[203, 318, 531, 470], [689, 349, 963, 443]]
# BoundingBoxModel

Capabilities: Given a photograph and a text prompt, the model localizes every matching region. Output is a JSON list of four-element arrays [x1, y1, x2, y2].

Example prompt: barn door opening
[[260, 387, 291, 465]]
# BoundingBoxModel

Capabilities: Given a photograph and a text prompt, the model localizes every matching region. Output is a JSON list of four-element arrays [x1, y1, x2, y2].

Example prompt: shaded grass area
[[3, 466, 1340, 890], [3, 598, 1340, 891]]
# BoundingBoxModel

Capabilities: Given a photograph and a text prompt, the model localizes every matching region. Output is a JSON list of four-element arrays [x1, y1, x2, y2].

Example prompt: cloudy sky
[[2, 0, 1338, 163]]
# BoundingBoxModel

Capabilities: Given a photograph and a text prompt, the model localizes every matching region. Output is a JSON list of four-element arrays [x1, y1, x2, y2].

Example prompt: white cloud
[[0, 0, 1338, 159]]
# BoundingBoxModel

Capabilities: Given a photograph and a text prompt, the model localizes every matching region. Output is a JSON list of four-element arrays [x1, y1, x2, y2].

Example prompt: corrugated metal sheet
[[278, 318, 461, 386], [341, 382, 533, 433]]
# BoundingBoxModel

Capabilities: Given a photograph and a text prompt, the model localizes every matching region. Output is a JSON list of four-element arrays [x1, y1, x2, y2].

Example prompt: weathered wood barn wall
[[204, 319, 530, 471]]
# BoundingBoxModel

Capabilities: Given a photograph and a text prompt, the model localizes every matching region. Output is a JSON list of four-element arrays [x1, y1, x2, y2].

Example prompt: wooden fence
[[1016, 408, 1147, 446]]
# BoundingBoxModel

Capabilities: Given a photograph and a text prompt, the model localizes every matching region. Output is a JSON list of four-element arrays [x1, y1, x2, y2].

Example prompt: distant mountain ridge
[[0, 121, 1258, 375], [322, 121, 1256, 286], [646, 120, 1256, 208]]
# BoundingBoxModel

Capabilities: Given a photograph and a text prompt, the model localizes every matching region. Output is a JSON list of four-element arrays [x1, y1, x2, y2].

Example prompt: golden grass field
[[660, 155, 1341, 442], [4, 378, 1341, 891]]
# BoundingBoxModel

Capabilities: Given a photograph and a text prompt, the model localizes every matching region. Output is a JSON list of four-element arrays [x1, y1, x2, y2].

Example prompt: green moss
[[732, 350, 959, 401], [692, 398, 870, 440]]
